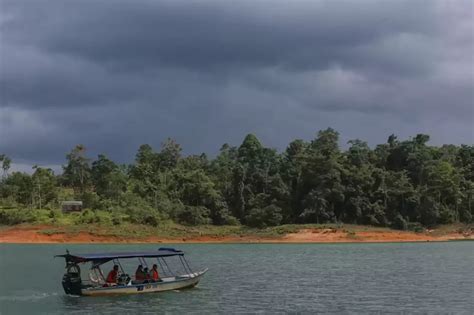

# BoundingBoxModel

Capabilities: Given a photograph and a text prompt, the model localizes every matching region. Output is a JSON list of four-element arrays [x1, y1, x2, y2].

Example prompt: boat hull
[[80, 270, 207, 296]]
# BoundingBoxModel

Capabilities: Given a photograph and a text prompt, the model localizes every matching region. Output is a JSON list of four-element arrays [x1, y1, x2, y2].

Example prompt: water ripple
[[0, 242, 473, 314]]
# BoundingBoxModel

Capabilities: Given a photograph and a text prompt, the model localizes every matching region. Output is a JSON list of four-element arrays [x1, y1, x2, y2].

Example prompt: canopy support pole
[[98, 267, 105, 283], [179, 256, 188, 274], [91, 264, 106, 283], [156, 257, 167, 277], [139, 257, 148, 268], [181, 256, 194, 275], [160, 257, 174, 276]]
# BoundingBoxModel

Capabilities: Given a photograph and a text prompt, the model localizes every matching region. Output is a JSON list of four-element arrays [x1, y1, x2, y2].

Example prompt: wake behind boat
[[55, 248, 207, 296]]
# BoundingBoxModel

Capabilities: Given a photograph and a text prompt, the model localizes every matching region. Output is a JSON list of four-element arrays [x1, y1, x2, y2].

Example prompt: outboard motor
[[62, 263, 82, 295]]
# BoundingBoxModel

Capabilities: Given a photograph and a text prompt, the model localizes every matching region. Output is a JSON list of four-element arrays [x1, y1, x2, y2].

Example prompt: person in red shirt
[[106, 265, 119, 285], [151, 264, 160, 282]]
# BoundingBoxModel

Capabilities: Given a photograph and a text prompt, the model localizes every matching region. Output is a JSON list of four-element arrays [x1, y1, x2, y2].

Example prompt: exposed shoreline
[[0, 224, 472, 244]]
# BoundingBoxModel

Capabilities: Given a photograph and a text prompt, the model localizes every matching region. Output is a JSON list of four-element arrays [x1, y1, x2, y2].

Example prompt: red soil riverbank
[[0, 225, 472, 244]]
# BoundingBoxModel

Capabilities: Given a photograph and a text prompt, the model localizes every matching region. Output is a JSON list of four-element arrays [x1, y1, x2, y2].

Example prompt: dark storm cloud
[[3, 1, 439, 74], [0, 0, 473, 169]]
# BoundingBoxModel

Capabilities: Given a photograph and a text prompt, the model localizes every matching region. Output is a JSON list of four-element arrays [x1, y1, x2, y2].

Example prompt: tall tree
[[158, 138, 182, 170], [63, 145, 91, 194], [32, 166, 57, 209], [0, 172, 33, 205], [91, 154, 127, 200], [298, 129, 344, 223], [0, 154, 11, 178], [209, 144, 238, 203]]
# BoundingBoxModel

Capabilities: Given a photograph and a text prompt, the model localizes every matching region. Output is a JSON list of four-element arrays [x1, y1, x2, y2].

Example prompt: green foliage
[[407, 222, 424, 233], [111, 213, 124, 225], [91, 154, 127, 200], [70, 209, 115, 225], [32, 166, 58, 209], [391, 214, 408, 230], [62, 145, 91, 193], [177, 206, 212, 226], [0, 208, 34, 225], [79, 191, 101, 209], [1, 132, 473, 229], [113, 192, 166, 227], [245, 204, 283, 228], [0, 154, 12, 177], [128, 208, 163, 227]]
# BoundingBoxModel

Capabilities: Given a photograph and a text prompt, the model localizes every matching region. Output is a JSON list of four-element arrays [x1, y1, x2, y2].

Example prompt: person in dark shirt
[[135, 265, 146, 282], [143, 267, 151, 283]]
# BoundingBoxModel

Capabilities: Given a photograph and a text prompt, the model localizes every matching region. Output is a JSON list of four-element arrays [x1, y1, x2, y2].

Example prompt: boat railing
[[82, 270, 204, 286]]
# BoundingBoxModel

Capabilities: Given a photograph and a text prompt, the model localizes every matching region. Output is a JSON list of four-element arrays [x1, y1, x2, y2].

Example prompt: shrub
[[94, 211, 113, 225], [72, 209, 113, 225], [115, 192, 168, 226], [459, 209, 472, 223], [245, 205, 282, 228], [0, 208, 33, 225], [0, 197, 20, 209], [211, 207, 239, 225], [67, 211, 82, 223], [48, 210, 63, 224], [74, 209, 96, 224], [155, 197, 182, 219], [391, 215, 408, 230], [222, 215, 240, 226], [78, 192, 101, 209], [439, 204, 456, 224], [127, 207, 164, 227], [111, 213, 123, 225], [31, 209, 56, 224], [407, 222, 424, 233], [177, 206, 211, 226]]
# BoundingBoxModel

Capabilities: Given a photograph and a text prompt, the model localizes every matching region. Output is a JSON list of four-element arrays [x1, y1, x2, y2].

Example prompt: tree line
[[0, 129, 473, 229]]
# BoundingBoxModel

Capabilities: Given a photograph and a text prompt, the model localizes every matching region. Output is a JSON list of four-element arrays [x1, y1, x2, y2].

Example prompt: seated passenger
[[105, 265, 119, 286], [135, 265, 146, 282], [143, 267, 151, 282], [151, 264, 160, 282]]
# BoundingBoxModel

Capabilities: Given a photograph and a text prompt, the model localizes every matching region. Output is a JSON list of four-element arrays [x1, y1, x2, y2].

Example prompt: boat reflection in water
[[55, 248, 207, 296]]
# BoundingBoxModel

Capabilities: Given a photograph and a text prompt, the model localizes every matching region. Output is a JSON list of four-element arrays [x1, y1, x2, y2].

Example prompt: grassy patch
[[427, 223, 472, 236], [38, 229, 66, 236], [346, 231, 359, 240], [3, 207, 471, 241], [30, 222, 429, 239]]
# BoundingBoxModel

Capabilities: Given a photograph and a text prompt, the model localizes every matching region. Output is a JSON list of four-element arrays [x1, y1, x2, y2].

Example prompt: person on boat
[[143, 267, 151, 283], [150, 264, 160, 282], [135, 265, 146, 282], [105, 265, 119, 285]]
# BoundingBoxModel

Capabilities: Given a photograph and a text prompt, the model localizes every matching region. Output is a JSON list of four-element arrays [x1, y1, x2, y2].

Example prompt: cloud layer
[[1, 0, 473, 168]]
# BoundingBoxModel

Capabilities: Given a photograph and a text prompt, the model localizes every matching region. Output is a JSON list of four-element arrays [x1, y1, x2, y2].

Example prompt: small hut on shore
[[61, 201, 83, 212]]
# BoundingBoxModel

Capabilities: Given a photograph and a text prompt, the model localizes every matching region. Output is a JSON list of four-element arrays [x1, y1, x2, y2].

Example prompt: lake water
[[0, 242, 473, 314]]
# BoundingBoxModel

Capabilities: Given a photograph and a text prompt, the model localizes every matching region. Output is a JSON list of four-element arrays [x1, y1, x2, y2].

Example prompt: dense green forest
[[1, 128, 473, 230]]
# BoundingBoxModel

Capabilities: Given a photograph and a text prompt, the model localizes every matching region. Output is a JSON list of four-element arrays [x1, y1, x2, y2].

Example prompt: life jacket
[[106, 270, 118, 283], [152, 269, 159, 280]]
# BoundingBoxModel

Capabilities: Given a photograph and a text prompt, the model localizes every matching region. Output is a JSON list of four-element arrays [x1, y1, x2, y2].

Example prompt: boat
[[55, 247, 207, 296]]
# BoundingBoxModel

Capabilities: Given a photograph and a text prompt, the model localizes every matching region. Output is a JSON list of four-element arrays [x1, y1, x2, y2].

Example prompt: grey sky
[[1, 0, 473, 171]]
